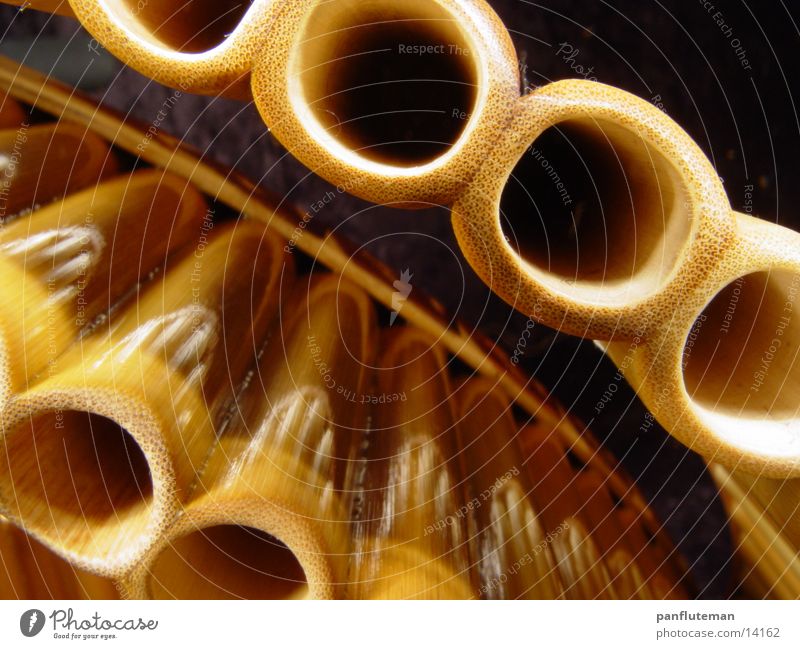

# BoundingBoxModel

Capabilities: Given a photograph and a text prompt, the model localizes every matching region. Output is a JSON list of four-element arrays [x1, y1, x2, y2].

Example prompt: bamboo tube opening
[[0, 411, 153, 555], [146, 525, 307, 600], [294, 0, 479, 168], [500, 118, 691, 304], [113, 0, 253, 54], [682, 270, 800, 441]]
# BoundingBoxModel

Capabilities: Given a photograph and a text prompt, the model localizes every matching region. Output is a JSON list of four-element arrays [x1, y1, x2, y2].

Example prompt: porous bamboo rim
[[251, 0, 520, 207], [122, 500, 336, 600], [0, 387, 174, 577], [452, 79, 735, 342], [601, 212, 800, 477], [67, 0, 282, 97], [0, 54, 669, 550]]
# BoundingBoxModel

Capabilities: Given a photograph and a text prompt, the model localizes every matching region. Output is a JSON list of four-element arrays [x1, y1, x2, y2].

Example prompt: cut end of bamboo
[[145, 524, 309, 600], [124, 503, 339, 600], [293, 0, 479, 169], [682, 269, 800, 459], [0, 391, 174, 577]]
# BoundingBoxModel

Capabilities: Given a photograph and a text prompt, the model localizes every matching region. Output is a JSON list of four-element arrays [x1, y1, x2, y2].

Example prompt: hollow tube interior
[[500, 118, 692, 303], [120, 0, 252, 53], [683, 270, 800, 420], [295, 0, 479, 167], [0, 411, 154, 556], [147, 525, 308, 599]]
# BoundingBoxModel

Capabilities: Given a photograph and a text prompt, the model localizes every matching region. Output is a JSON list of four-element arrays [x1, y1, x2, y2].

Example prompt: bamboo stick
[[729, 471, 800, 551], [615, 506, 685, 599], [0, 170, 207, 408], [712, 465, 800, 600], [521, 427, 622, 598], [124, 274, 376, 599], [550, 517, 616, 599], [350, 329, 473, 599], [0, 122, 115, 222], [1, 516, 117, 599], [0, 220, 289, 576], [574, 471, 661, 599], [454, 377, 563, 599]]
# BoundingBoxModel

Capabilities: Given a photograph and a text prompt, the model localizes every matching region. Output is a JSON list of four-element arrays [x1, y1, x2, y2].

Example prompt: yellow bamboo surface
[[124, 274, 376, 600], [0, 122, 115, 221], [0, 170, 207, 408], [454, 377, 564, 599], [0, 94, 25, 129], [0, 220, 288, 577], [1, 516, 117, 599], [0, 59, 691, 599], [729, 471, 800, 550], [350, 329, 473, 599], [0, 55, 655, 533], [574, 471, 674, 599], [711, 466, 800, 599]]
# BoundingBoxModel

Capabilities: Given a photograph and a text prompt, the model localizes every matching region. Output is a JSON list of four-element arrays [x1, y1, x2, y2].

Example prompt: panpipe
[[0, 61, 692, 599], [5, 0, 800, 478]]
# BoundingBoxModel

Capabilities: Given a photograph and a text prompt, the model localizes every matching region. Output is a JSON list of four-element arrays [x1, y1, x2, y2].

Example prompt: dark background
[[3, 0, 800, 598]]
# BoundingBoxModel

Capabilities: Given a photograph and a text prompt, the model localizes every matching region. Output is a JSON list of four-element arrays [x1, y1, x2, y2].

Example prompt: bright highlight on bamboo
[[0, 170, 207, 407], [350, 329, 473, 599], [0, 220, 288, 577], [125, 274, 376, 599], [454, 377, 563, 599]]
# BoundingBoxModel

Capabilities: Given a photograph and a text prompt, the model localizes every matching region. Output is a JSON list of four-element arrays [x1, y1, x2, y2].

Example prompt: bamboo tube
[[252, 0, 521, 207], [574, 471, 662, 599], [0, 220, 288, 576], [711, 465, 800, 600], [0, 170, 207, 408], [451, 76, 800, 476], [550, 517, 616, 600], [730, 472, 800, 551], [124, 274, 376, 599], [0, 95, 26, 129], [0, 122, 115, 221], [452, 78, 733, 341], [1, 516, 118, 599], [0, 0, 74, 16], [454, 377, 563, 599], [521, 426, 620, 598], [350, 329, 472, 599], [67, 0, 281, 98], [0, 56, 658, 531], [615, 506, 685, 599]]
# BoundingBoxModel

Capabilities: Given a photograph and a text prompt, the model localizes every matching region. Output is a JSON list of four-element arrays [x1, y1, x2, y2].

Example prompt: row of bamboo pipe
[[0, 94, 689, 598], [4, 75, 794, 600], [6, 0, 800, 479]]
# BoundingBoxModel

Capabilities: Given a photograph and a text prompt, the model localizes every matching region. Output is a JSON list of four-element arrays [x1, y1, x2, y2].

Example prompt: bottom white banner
[[0, 600, 796, 647]]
